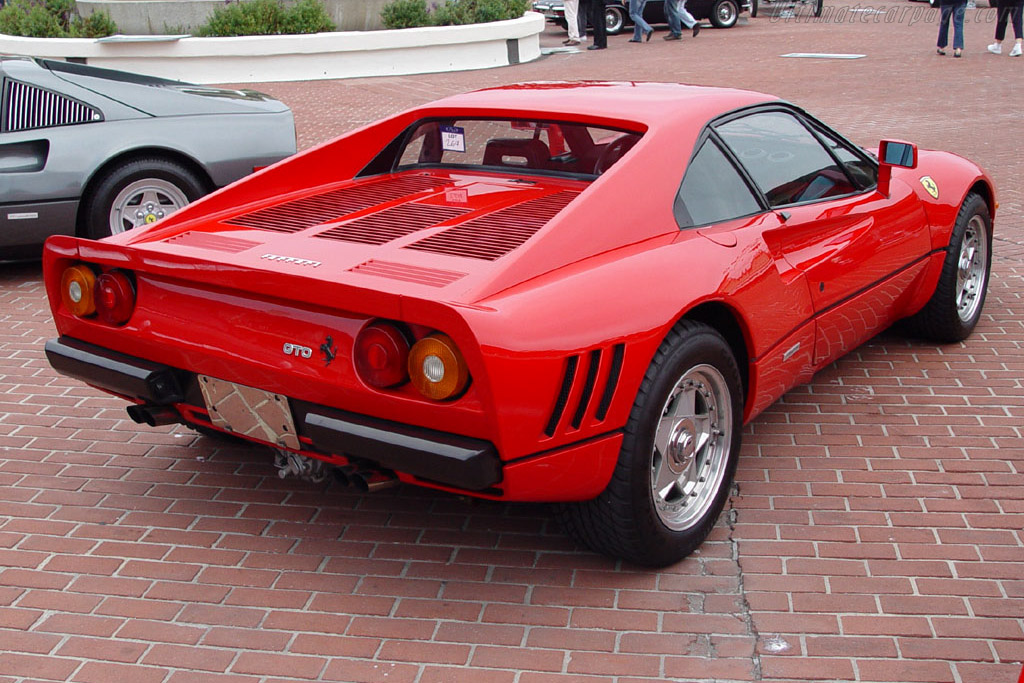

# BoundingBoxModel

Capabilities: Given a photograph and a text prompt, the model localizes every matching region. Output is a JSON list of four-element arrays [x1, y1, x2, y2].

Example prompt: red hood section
[[118, 170, 586, 301]]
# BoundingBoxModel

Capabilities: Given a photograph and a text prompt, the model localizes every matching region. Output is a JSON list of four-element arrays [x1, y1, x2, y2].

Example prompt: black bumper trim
[[305, 408, 502, 492], [45, 337, 184, 404], [45, 336, 502, 492]]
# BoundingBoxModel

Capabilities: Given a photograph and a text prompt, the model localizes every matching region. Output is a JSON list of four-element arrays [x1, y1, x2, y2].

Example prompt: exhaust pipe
[[350, 470, 399, 493], [127, 404, 181, 427]]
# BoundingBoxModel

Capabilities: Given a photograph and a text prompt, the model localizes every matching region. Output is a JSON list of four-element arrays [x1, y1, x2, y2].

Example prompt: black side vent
[[571, 350, 602, 429], [595, 344, 624, 422], [544, 355, 578, 437], [544, 343, 626, 437], [223, 175, 450, 233], [2, 80, 100, 133]]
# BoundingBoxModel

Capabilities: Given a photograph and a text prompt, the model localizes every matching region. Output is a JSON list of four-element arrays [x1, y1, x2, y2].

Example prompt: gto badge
[[283, 342, 313, 358], [261, 253, 322, 268], [919, 176, 939, 199]]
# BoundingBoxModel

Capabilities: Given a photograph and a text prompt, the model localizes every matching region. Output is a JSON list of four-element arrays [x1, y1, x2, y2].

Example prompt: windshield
[[395, 118, 642, 177]]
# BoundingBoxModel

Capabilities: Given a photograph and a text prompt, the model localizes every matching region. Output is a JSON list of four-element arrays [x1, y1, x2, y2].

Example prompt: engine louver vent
[[223, 175, 450, 233], [317, 204, 470, 245], [404, 190, 580, 261], [2, 80, 100, 133], [164, 232, 259, 253], [349, 260, 466, 287]]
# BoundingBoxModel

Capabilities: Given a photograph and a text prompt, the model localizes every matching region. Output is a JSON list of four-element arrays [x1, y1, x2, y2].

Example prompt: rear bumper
[[45, 336, 502, 491]]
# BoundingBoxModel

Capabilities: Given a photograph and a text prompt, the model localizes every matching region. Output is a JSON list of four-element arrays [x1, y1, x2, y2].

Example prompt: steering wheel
[[593, 135, 637, 175]]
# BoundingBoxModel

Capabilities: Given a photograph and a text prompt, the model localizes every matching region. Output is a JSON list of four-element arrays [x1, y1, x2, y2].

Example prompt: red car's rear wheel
[[558, 320, 743, 567]]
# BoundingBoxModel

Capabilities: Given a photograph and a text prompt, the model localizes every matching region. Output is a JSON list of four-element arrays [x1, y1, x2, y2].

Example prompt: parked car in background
[[43, 81, 994, 566], [533, 0, 752, 31], [1, 56, 296, 262]]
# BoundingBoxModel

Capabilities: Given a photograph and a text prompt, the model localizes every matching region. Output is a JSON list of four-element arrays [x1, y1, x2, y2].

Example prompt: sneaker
[[663, 33, 681, 40], [1011, 43, 1022, 56], [988, 42, 1002, 54]]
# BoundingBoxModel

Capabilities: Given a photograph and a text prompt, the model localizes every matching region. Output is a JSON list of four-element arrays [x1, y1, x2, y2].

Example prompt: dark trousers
[[995, 0, 1024, 40], [583, 0, 607, 47]]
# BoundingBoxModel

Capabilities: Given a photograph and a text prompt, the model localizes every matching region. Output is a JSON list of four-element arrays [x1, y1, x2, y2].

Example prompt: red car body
[[42, 82, 995, 565]]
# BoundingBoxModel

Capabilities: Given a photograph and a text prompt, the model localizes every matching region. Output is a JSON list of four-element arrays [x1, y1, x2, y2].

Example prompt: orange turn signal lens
[[60, 264, 97, 317], [408, 333, 469, 401]]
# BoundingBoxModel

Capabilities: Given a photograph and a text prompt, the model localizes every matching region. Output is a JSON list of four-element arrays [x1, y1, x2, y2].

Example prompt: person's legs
[[953, 2, 966, 52], [937, 4, 952, 50], [564, 0, 581, 42], [995, 0, 1010, 42], [629, 0, 652, 40], [676, 0, 698, 29], [1011, 1, 1023, 40], [589, 0, 607, 47], [663, 0, 682, 37]]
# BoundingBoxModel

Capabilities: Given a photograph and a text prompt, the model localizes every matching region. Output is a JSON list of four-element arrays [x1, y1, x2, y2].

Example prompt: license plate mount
[[198, 375, 299, 450]]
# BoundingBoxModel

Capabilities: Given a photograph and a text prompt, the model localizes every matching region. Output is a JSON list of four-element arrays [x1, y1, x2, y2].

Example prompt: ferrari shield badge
[[919, 176, 939, 199]]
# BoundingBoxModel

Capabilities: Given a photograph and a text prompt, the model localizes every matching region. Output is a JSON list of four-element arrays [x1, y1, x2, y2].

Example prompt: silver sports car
[[1, 56, 296, 262]]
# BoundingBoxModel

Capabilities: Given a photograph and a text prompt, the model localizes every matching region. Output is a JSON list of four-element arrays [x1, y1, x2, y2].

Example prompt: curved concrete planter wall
[[0, 12, 544, 84]]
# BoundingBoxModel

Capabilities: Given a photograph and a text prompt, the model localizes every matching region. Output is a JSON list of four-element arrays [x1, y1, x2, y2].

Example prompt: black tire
[[709, 0, 740, 27], [83, 157, 206, 240], [557, 320, 744, 567], [750, 0, 758, 17], [605, 5, 626, 34], [813, 0, 823, 16], [904, 192, 992, 343]]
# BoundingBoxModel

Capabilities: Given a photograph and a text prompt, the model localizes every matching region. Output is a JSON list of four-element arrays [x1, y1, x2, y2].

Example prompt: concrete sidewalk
[[1, 2, 1022, 681]]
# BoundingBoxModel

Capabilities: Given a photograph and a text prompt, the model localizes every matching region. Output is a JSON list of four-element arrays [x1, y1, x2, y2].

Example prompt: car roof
[[418, 81, 780, 130]]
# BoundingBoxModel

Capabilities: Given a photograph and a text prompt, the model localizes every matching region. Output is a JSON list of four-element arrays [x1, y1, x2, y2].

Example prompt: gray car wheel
[[605, 5, 626, 33], [84, 157, 206, 239], [709, 0, 739, 26]]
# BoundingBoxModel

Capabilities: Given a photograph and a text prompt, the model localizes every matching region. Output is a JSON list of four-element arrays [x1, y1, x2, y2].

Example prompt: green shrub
[[0, 0, 117, 37], [381, 0, 431, 28], [382, 0, 529, 28], [198, 0, 334, 36]]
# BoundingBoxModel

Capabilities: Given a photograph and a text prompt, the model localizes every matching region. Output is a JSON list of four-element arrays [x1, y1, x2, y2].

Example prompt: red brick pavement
[[2, 2, 1024, 681]]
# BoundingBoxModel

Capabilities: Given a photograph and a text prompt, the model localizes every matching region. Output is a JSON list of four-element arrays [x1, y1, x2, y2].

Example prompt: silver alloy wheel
[[650, 363, 733, 530], [108, 178, 190, 235], [716, 0, 737, 25], [955, 214, 989, 323]]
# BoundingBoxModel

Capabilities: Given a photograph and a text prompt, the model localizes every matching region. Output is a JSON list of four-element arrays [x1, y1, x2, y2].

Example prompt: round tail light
[[60, 265, 97, 318], [94, 271, 136, 326], [408, 333, 469, 401], [354, 322, 410, 388]]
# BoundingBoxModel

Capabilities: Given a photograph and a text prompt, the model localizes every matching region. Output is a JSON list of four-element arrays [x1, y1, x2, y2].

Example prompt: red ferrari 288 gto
[[43, 82, 995, 565]]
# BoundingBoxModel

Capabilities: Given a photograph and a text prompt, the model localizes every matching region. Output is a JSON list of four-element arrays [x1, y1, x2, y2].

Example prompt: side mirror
[[877, 139, 918, 198]]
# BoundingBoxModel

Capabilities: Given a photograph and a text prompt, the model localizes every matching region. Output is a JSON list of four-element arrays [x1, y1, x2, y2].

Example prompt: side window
[[813, 125, 878, 190], [675, 138, 762, 227], [716, 111, 859, 207]]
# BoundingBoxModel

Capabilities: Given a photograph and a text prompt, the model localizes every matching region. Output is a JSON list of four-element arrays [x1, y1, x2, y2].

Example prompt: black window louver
[[2, 80, 100, 133]]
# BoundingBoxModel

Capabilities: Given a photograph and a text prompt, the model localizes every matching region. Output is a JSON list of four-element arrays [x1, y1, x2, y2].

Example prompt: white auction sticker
[[440, 125, 466, 153]]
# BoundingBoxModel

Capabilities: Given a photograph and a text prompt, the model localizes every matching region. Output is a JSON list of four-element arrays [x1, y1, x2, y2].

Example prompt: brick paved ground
[[2, 2, 1023, 681]]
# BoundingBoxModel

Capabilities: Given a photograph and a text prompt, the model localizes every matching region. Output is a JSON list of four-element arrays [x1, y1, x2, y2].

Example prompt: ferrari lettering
[[282, 343, 313, 358], [261, 254, 322, 268]]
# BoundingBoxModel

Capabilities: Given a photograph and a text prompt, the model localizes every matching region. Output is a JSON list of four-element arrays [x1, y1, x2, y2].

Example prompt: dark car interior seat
[[482, 138, 551, 170]]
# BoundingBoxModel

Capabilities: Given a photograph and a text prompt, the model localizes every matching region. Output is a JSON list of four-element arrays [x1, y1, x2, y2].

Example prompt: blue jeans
[[631, 0, 653, 39], [938, 2, 967, 50], [665, 0, 697, 36]]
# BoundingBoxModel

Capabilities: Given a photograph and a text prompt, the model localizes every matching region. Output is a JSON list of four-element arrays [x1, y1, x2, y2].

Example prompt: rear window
[[395, 118, 643, 177]]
